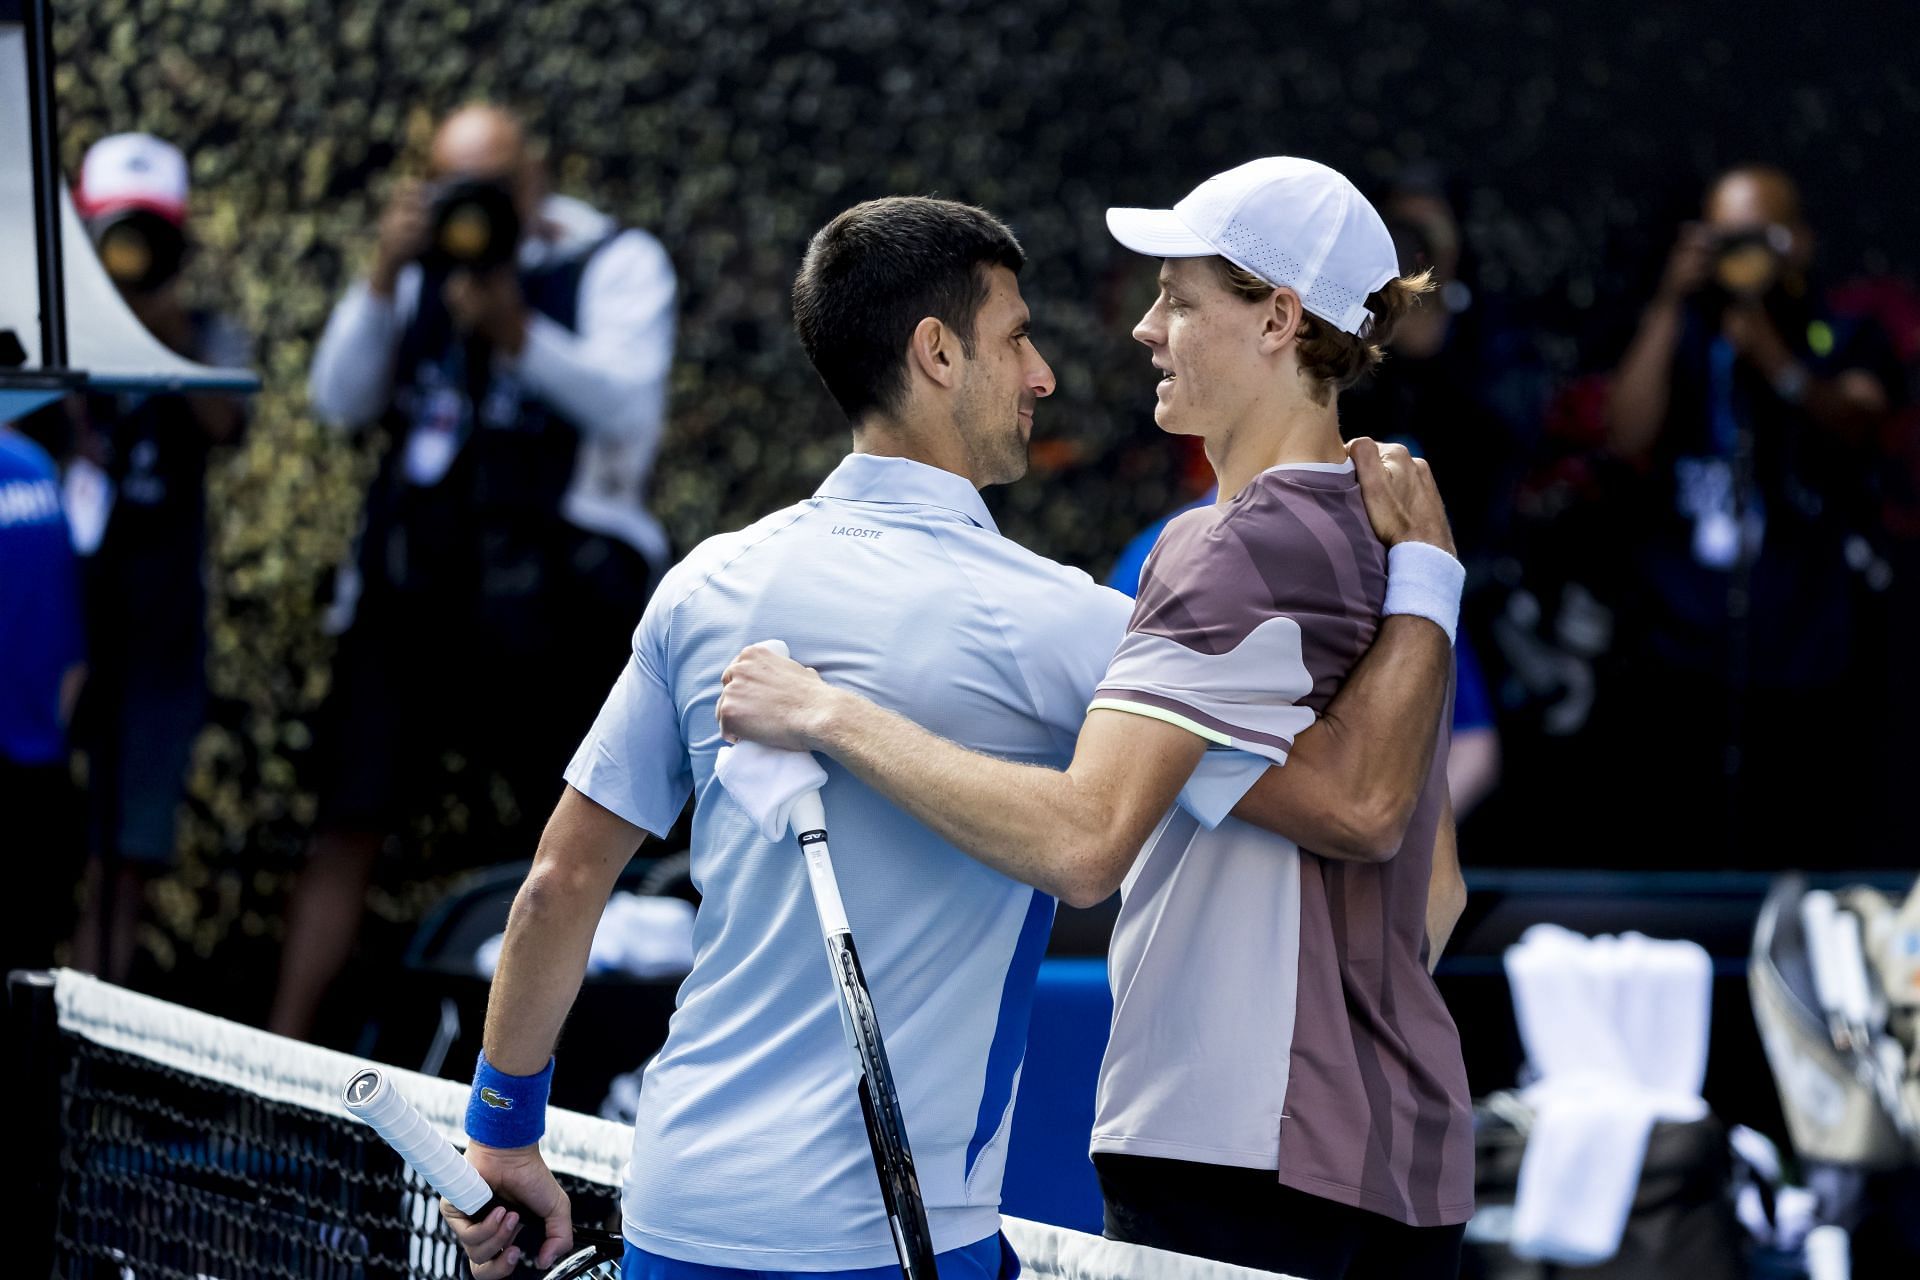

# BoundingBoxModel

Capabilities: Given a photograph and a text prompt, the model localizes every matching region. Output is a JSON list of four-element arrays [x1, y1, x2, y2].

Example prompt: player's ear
[[906, 316, 959, 390], [1259, 287, 1304, 354]]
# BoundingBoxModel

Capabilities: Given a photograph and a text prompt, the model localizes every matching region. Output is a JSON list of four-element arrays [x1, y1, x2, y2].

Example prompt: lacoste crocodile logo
[[479, 1087, 515, 1110]]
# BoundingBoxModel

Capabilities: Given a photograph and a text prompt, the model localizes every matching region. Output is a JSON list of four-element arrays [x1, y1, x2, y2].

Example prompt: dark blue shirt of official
[[0, 430, 85, 765]]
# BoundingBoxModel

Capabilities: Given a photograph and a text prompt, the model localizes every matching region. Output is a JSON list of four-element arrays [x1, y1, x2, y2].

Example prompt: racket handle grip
[[1833, 912, 1877, 1027], [1802, 892, 1845, 1015], [344, 1067, 494, 1216]]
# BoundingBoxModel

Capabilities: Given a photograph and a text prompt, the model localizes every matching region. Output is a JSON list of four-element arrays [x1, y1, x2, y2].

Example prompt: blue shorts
[[622, 1231, 1017, 1280]]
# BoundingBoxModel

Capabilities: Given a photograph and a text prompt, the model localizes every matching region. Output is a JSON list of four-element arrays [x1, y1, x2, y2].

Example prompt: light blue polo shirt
[[565, 453, 1262, 1270]]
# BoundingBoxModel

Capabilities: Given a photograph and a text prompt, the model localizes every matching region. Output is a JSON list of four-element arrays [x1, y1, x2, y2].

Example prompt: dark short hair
[[792, 197, 1025, 422]]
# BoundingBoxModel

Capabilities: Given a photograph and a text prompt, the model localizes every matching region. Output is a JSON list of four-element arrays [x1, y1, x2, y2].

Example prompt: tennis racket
[[343, 1065, 625, 1279], [785, 786, 940, 1280]]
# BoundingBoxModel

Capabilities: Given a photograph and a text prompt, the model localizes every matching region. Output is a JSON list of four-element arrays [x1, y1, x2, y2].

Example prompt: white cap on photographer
[[1107, 156, 1398, 336], [77, 132, 190, 226]]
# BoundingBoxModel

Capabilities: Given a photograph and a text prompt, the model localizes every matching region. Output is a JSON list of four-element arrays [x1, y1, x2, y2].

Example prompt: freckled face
[[1130, 257, 1271, 440]]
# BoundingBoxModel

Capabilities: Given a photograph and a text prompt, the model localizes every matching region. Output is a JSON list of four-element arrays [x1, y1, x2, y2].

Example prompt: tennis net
[[16, 969, 1291, 1280]]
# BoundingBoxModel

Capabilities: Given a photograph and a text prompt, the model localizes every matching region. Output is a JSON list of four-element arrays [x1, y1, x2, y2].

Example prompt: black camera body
[[421, 176, 521, 274], [1710, 224, 1793, 301], [89, 208, 187, 294], [1694, 223, 1797, 326]]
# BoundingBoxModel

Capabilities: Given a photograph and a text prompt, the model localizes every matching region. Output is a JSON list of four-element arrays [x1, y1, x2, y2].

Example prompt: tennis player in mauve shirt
[[719, 159, 1474, 1280]]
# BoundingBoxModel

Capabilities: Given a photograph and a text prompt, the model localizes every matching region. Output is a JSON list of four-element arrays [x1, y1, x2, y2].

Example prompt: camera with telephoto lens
[[421, 176, 521, 274], [89, 208, 187, 293], [1710, 224, 1794, 302]]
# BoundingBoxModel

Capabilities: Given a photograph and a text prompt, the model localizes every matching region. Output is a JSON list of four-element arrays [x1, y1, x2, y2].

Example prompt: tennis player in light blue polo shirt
[[442, 197, 1454, 1280]]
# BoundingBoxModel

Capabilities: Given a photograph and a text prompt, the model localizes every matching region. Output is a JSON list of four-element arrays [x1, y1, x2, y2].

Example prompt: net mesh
[[25, 970, 1287, 1280], [50, 1037, 621, 1279]]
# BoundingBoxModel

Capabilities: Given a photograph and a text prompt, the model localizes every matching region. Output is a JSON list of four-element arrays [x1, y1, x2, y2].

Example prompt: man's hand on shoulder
[[371, 179, 430, 298], [717, 644, 846, 752], [1348, 436, 1456, 556]]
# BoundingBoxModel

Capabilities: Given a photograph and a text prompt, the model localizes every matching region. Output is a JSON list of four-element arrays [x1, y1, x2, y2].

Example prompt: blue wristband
[[465, 1052, 553, 1149]]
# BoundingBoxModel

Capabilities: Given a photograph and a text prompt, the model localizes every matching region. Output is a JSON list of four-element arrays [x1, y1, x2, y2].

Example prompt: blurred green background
[[43, 0, 1918, 999]]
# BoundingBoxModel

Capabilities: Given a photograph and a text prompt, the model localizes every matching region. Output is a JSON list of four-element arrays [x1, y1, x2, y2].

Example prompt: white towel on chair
[[472, 892, 695, 979], [1505, 924, 1713, 1265], [715, 740, 828, 842]]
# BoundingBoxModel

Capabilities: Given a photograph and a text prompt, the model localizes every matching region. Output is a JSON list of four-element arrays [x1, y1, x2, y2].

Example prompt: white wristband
[[1383, 542, 1465, 645]]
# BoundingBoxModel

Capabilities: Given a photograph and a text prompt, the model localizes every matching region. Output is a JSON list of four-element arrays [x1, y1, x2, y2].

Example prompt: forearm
[[478, 882, 600, 1074], [811, 693, 1185, 907], [1228, 614, 1452, 861], [309, 281, 404, 430], [59, 663, 86, 728], [1606, 299, 1683, 459], [1789, 369, 1888, 447], [480, 791, 641, 1073], [1801, 385, 1869, 442]]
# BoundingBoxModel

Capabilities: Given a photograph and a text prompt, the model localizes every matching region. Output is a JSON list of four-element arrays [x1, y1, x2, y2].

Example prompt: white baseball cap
[[1107, 156, 1398, 335], [77, 132, 189, 225]]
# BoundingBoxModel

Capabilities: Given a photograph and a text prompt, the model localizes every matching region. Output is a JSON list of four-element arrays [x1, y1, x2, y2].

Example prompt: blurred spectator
[[1335, 168, 1524, 816], [273, 104, 676, 1040], [1603, 166, 1899, 863], [1828, 277, 1920, 861], [35, 134, 251, 982], [0, 424, 86, 976], [1339, 168, 1549, 568]]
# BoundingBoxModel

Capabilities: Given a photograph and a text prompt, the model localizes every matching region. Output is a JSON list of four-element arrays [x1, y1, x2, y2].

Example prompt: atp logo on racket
[[478, 1086, 516, 1110]]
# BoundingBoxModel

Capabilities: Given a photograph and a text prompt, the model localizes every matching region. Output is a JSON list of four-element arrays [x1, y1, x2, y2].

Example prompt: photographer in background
[[1342, 168, 1546, 569], [273, 104, 676, 1041], [47, 133, 250, 983], [1605, 166, 1897, 864], [1340, 169, 1550, 818]]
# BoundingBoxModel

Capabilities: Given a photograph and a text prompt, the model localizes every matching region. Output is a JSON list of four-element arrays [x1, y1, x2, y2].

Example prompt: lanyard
[[1708, 335, 1742, 458]]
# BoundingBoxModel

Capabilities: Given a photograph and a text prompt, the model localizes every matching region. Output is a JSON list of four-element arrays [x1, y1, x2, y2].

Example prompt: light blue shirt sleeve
[[562, 601, 691, 836], [1000, 568, 1129, 747], [1180, 749, 1268, 829]]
